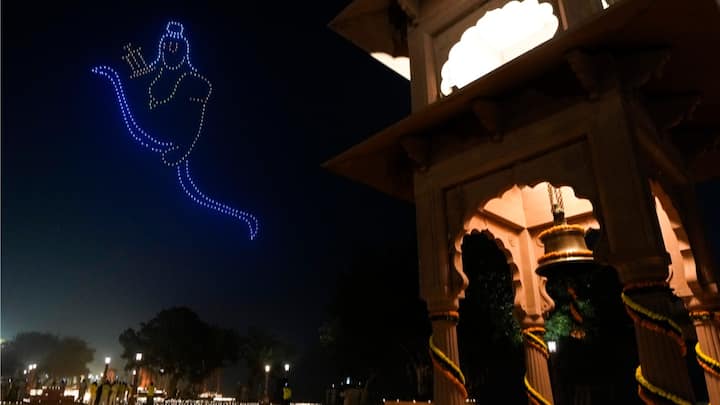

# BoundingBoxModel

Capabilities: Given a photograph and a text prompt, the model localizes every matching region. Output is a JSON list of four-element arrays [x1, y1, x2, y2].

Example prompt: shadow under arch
[[457, 229, 525, 404]]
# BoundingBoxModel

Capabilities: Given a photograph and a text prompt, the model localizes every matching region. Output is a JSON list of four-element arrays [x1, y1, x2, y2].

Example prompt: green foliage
[[544, 308, 572, 341], [545, 266, 641, 403], [458, 232, 524, 404]]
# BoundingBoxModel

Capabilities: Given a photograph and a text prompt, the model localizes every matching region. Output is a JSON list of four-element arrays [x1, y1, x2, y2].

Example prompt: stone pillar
[[586, 90, 695, 403], [690, 309, 720, 405], [617, 260, 695, 404], [520, 320, 554, 405], [428, 309, 465, 405], [415, 182, 468, 405]]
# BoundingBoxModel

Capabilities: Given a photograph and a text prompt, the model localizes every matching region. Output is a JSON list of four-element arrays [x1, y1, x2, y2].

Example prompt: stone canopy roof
[[324, 0, 720, 201]]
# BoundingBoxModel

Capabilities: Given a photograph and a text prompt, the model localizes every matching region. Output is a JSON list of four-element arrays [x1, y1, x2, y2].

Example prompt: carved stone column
[[617, 266, 695, 404], [688, 306, 720, 405], [520, 318, 554, 405], [415, 183, 468, 405], [428, 308, 466, 405], [588, 89, 695, 403]]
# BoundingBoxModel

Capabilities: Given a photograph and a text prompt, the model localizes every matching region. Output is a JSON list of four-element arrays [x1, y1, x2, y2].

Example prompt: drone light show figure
[[92, 21, 259, 240]]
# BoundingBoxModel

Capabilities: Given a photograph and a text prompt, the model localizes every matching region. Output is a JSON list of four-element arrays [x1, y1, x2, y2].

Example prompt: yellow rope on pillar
[[689, 310, 720, 322], [428, 335, 467, 399], [690, 311, 720, 390], [522, 327, 549, 359], [521, 327, 552, 405], [623, 283, 690, 405], [696, 342, 720, 379], [428, 311, 466, 399], [635, 366, 692, 405], [621, 290, 686, 353], [523, 375, 552, 405]]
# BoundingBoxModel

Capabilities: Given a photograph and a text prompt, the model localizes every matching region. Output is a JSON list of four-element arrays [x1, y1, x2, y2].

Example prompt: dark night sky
[[1, 0, 417, 375], [3, 0, 720, 387]]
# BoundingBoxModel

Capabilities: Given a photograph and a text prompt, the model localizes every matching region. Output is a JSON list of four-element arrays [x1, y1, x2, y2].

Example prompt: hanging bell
[[536, 223, 594, 278]]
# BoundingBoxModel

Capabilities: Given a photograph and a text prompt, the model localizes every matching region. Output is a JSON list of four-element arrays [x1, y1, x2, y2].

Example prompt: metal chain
[[554, 186, 564, 212], [546, 183, 555, 207], [546, 183, 566, 225], [546, 183, 565, 212]]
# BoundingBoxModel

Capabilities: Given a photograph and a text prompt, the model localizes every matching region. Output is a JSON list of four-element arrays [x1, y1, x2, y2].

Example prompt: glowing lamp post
[[280, 363, 292, 405], [263, 364, 271, 405], [131, 353, 142, 405], [103, 357, 111, 379]]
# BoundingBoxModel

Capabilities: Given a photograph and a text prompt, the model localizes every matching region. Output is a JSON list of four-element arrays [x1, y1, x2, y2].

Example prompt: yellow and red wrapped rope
[[621, 284, 686, 356], [696, 342, 720, 379], [522, 327, 549, 359], [623, 283, 690, 404], [635, 366, 692, 405], [521, 327, 553, 405], [524, 375, 552, 405], [428, 335, 467, 399]]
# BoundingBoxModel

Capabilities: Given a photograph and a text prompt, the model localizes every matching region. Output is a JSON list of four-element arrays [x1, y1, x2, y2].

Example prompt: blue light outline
[[92, 21, 259, 240]]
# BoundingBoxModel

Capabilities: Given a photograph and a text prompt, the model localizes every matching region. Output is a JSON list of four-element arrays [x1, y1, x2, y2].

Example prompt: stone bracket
[[566, 50, 613, 99], [470, 99, 503, 140], [400, 134, 431, 170], [566, 47, 672, 97], [645, 93, 702, 133], [615, 48, 672, 88]]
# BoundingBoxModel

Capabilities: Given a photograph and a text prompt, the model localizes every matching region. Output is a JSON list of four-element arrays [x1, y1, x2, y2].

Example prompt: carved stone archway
[[449, 181, 599, 404]]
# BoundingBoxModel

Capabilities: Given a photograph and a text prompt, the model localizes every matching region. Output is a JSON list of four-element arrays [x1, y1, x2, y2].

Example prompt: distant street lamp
[[28, 364, 38, 389], [103, 357, 111, 379], [548, 341, 557, 353], [131, 353, 142, 405], [263, 364, 271, 405], [282, 363, 292, 405]]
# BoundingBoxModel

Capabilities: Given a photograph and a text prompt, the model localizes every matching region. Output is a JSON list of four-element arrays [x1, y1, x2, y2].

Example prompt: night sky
[[2, 0, 416, 375], [3, 0, 720, 388]]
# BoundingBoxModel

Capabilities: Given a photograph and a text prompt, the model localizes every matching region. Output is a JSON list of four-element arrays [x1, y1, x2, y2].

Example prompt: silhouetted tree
[[119, 307, 238, 398], [322, 240, 431, 402], [237, 328, 295, 401], [1, 332, 94, 378]]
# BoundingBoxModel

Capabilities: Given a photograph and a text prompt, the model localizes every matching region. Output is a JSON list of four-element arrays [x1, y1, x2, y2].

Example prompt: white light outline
[[92, 21, 259, 240]]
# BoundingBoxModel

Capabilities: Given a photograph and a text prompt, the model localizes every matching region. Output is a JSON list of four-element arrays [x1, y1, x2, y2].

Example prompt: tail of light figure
[[176, 160, 259, 240], [91, 65, 260, 240]]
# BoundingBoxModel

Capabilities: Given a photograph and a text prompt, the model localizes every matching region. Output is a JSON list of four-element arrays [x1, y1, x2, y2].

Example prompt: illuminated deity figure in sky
[[92, 21, 259, 240]]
